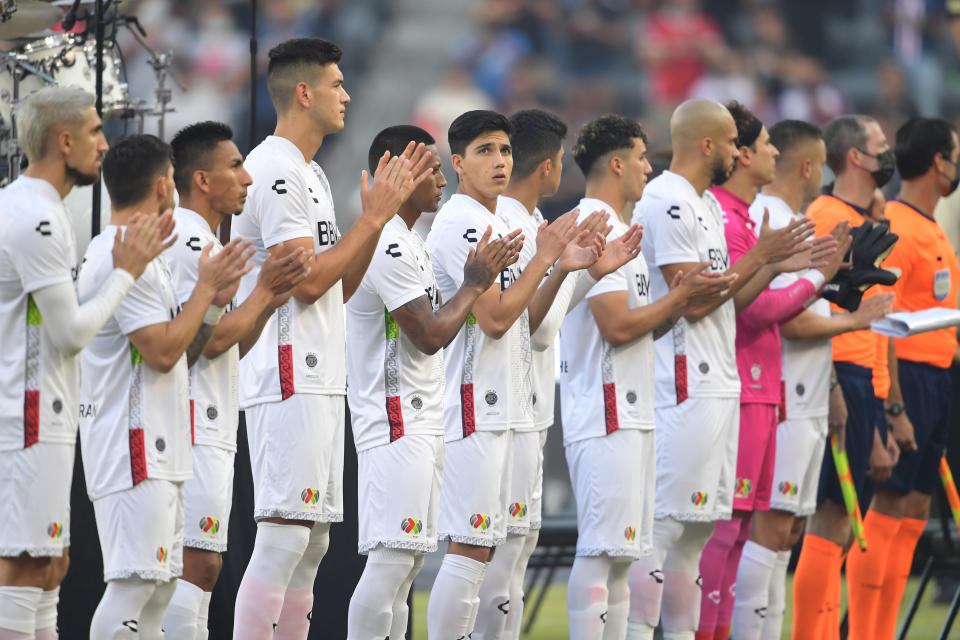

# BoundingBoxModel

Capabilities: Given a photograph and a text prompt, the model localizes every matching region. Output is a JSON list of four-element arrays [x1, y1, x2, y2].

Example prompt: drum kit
[[0, 0, 180, 183]]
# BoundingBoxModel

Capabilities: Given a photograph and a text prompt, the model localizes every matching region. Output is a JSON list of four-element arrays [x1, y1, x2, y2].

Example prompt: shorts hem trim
[[358, 539, 438, 555], [575, 546, 647, 559], [529, 521, 542, 531], [0, 545, 66, 558], [183, 539, 227, 553], [253, 509, 343, 523], [439, 533, 505, 547], [506, 525, 530, 536], [654, 510, 727, 522], [105, 568, 179, 582]]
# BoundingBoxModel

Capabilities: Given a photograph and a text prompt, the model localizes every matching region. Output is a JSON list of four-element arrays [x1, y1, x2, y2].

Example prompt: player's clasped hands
[[755, 207, 816, 264], [463, 226, 523, 292], [361, 141, 435, 226], [198, 237, 256, 307], [589, 223, 643, 280], [671, 261, 739, 309], [111, 208, 178, 279], [534, 208, 582, 266], [257, 241, 313, 308], [558, 210, 610, 273]]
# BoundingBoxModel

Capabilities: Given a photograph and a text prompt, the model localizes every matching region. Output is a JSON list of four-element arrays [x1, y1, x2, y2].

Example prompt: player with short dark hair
[[845, 117, 960, 639], [81, 135, 251, 638], [160, 121, 310, 637], [0, 86, 171, 640], [230, 36, 429, 639]]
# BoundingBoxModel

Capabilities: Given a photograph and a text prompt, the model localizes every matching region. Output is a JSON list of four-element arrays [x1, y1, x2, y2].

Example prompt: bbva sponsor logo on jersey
[[707, 248, 729, 272], [634, 272, 650, 298]]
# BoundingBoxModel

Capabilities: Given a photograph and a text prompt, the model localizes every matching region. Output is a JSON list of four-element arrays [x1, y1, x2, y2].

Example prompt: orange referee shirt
[[884, 200, 960, 369], [806, 194, 892, 397]]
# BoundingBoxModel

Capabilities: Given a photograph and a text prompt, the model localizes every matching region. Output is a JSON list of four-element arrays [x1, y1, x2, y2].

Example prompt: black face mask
[[944, 159, 960, 196], [857, 148, 896, 188]]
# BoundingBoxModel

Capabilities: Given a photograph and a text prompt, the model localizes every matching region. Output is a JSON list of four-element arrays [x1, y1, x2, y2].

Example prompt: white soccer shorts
[[245, 394, 344, 523], [183, 445, 235, 553], [438, 430, 514, 547], [566, 429, 655, 559], [93, 479, 184, 582], [0, 442, 74, 557], [506, 430, 548, 535], [654, 397, 740, 522], [770, 416, 828, 516], [357, 434, 443, 554]]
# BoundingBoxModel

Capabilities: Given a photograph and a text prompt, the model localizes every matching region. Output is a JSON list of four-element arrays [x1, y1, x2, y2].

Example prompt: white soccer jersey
[[79, 228, 191, 500], [426, 193, 533, 440], [750, 194, 831, 419], [496, 196, 554, 431], [632, 171, 739, 407], [231, 135, 345, 407], [346, 215, 445, 452], [165, 207, 239, 451], [560, 199, 655, 445]]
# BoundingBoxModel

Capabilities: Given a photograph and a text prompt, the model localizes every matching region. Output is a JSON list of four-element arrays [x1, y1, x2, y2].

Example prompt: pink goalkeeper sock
[[233, 576, 286, 640], [273, 587, 314, 640], [717, 517, 752, 629], [698, 518, 742, 633]]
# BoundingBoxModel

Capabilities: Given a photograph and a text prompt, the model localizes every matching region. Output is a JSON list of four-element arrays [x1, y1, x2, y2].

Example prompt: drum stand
[[121, 18, 183, 140], [0, 49, 55, 182]]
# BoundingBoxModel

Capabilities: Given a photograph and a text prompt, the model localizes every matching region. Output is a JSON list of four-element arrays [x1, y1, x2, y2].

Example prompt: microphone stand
[[224, 0, 258, 245], [91, 0, 105, 239]]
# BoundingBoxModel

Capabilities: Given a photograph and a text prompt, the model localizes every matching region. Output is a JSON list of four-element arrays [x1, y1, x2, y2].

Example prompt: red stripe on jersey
[[386, 395, 404, 442], [674, 355, 688, 404], [129, 428, 147, 486], [778, 380, 787, 424], [278, 344, 295, 400], [189, 399, 195, 445], [24, 390, 39, 447], [603, 383, 619, 434], [460, 384, 476, 438]]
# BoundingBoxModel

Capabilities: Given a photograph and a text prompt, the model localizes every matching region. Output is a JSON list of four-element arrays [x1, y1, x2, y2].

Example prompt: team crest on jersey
[[470, 514, 491, 531], [301, 488, 320, 506], [410, 395, 423, 411], [199, 517, 220, 535], [698, 362, 709, 374], [206, 405, 218, 420], [305, 352, 319, 368], [778, 481, 798, 496], [484, 390, 498, 406], [509, 503, 527, 519], [624, 526, 636, 541], [691, 491, 708, 508], [750, 364, 761, 381], [400, 517, 423, 536], [795, 383, 805, 397], [47, 522, 63, 539], [156, 547, 167, 564], [626, 390, 638, 404], [52, 399, 62, 414], [735, 478, 753, 498]]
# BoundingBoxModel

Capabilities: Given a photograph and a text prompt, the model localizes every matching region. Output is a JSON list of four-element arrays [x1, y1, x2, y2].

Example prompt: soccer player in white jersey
[[345, 124, 521, 640], [230, 38, 429, 639], [0, 86, 172, 640], [730, 120, 892, 638], [425, 110, 584, 638], [79, 135, 251, 638], [561, 114, 735, 640], [160, 121, 311, 638], [626, 99, 812, 640]]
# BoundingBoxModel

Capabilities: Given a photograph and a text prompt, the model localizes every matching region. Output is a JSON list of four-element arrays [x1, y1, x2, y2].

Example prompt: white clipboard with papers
[[870, 308, 960, 338]]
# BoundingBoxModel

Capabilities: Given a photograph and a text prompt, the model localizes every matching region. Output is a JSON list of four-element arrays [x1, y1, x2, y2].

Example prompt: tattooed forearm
[[187, 323, 218, 368], [653, 314, 678, 340]]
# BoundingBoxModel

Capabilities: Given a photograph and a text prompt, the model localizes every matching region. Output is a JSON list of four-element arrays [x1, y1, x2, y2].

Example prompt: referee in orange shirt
[[845, 118, 960, 639]]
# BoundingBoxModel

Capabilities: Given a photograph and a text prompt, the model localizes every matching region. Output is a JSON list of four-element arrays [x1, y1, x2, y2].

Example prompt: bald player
[[625, 99, 810, 640]]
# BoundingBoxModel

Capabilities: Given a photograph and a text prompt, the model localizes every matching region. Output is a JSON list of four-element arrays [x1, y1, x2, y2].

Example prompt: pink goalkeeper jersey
[[711, 186, 818, 405]]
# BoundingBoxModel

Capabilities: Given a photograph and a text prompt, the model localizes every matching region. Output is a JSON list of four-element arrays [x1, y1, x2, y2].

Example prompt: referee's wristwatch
[[885, 402, 906, 417]]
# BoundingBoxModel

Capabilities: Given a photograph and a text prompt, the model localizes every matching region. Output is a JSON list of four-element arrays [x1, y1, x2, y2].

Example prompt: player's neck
[[457, 184, 498, 214], [273, 115, 326, 163], [898, 177, 939, 218], [396, 203, 420, 229], [584, 180, 626, 223], [668, 158, 711, 196], [110, 200, 160, 227], [761, 180, 805, 214], [832, 172, 874, 211], [179, 198, 227, 234], [721, 170, 760, 206], [23, 160, 72, 199], [502, 177, 542, 216]]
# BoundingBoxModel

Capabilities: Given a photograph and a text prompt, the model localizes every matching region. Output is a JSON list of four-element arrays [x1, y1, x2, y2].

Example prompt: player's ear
[[800, 157, 812, 181], [55, 126, 73, 158], [737, 145, 751, 167], [608, 154, 623, 178], [155, 174, 168, 201], [194, 169, 210, 195], [294, 81, 311, 109], [540, 157, 552, 178], [451, 153, 464, 179], [700, 136, 713, 158]]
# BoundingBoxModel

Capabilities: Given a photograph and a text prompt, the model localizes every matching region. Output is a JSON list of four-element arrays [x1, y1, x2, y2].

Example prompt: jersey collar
[[823, 193, 867, 217], [18, 175, 63, 206], [892, 199, 936, 222], [174, 206, 215, 235]]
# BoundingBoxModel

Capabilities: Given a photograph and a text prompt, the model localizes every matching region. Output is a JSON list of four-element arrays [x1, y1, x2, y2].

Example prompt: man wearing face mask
[[791, 115, 901, 638], [844, 118, 960, 639]]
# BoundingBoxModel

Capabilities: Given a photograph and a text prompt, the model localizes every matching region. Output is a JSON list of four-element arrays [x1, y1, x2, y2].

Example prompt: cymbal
[[0, 2, 62, 40]]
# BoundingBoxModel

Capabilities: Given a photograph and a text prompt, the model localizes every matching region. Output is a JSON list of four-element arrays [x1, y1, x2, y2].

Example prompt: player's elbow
[[202, 340, 230, 360], [597, 325, 630, 348], [142, 351, 179, 374], [479, 325, 509, 340]]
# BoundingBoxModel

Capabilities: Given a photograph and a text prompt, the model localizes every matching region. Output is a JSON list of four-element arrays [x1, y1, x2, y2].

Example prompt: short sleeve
[[165, 226, 202, 306], [10, 212, 73, 293], [369, 238, 431, 312], [883, 218, 915, 305], [645, 199, 700, 266], [115, 265, 172, 335], [253, 165, 315, 248], [428, 217, 476, 290]]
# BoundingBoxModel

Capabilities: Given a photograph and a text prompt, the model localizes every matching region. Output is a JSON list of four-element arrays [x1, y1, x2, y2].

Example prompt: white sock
[[602, 559, 633, 640], [34, 587, 58, 639], [731, 541, 778, 640], [0, 586, 42, 636], [389, 553, 424, 640], [760, 550, 791, 640], [195, 590, 211, 640], [465, 562, 489, 636], [568, 556, 611, 640], [473, 534, 526, 640], [89, 578, 157, 639], [660, 520, 713, 635], [233, 522, 310, 640], [139, 578, 176, 639], [504, 528, 538, 639], [427, 554, 487, 639], [161, 579, 204, 640], [275, 523, 329, 640], [347, 547, 416, 639], [627, 517, 685, 636]]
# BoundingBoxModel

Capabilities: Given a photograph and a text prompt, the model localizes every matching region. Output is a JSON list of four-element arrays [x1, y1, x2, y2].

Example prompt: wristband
[[830, 378, 840, 392], [203, 304, 226, 326], [800, 269, 826, 291]]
